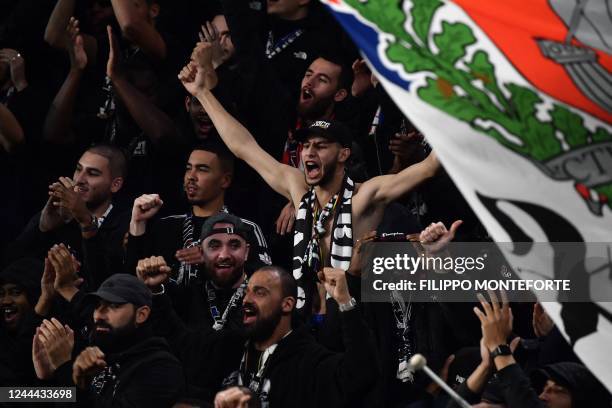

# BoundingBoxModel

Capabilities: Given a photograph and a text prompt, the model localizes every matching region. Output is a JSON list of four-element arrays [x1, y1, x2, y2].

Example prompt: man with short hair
[[180, 59, 439, 315], [126, 143, 270, 326], [8, 145, 130, 287], [32, 272, 185, 407], [141, 263, 378, 407], [137, 213, 252, 331]]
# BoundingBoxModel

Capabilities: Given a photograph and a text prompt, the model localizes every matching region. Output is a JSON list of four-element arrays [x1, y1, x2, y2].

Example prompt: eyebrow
[[252, 285, 269, 293], [187, 162, 211, 169], [77, 163, 102, 173]]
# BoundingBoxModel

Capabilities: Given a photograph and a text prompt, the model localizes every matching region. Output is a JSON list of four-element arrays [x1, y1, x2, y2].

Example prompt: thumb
[[449, 220, 463, 237], [160, 265, 171, 274], [510, 336, 521, 352]]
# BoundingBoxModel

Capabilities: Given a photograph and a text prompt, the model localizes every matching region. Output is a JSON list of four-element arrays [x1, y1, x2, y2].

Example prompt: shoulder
[[239, 217, 268, 247]]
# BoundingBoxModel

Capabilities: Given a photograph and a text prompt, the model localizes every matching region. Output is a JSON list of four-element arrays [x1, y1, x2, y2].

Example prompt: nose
[[93, 305, 107, 322], [0, 293, 12, 305], [186, 168, 197, 181], [74, 170, 86, 185], [302, 143, 316, 157], [217, 244, 232, 260]]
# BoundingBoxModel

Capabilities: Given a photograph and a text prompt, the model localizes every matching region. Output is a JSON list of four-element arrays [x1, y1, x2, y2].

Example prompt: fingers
[[175, 247, 204, 264], [509, 336, 521, 353], [134, 194, 163, 210], [449, 220, 463, 237], [136, 256, 170, 278], [67, 17, 80, 40], [59, 176, 75, 190], [476, 293, 493, 318]]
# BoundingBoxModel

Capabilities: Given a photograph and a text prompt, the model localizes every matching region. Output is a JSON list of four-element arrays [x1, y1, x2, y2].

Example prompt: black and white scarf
[[292, 175, 354, 310], [206, 277, 248, 331], [265, 29, 304, 59]]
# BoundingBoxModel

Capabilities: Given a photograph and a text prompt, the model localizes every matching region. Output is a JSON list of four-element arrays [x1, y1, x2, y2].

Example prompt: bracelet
[[151, 284, 165, 296], [338, 297, 357, 312]]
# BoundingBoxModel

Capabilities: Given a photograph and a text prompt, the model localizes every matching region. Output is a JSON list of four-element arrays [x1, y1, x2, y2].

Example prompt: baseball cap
[[86, 274, 152, 307], [294, 120, 353, 148], [200, 213, 251, 242]]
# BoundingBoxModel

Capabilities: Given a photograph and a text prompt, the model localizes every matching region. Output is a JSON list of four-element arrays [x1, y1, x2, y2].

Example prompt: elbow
[[118, 20, 139, 42], [1, 130, 24, 154]]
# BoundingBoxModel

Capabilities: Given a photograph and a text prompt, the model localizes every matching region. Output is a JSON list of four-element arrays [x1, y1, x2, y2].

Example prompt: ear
[[338, 147, 351, 164], [149, 3, 160, 19], [220, 172, 232, 189], [184, 96, 191, 112], [333, 88, 348, 102], [281, 296, 296, 313], [110, 177, 124, 193], [135, 305, 151, 325]]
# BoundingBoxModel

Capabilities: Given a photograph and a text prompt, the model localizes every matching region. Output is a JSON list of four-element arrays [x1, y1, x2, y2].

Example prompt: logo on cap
[[311, 120, 331, 129]]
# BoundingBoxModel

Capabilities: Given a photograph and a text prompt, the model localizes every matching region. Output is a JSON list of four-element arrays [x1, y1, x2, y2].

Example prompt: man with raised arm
[[179, 44, 440, 315]]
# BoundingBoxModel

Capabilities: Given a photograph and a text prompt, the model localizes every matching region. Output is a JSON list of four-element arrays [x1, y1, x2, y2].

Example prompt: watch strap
[[490, 344, 512, 358]]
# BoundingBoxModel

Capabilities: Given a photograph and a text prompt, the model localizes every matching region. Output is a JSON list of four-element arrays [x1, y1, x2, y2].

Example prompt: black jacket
[[7, 206, 130, 289], [226, 309, 379, 408], [54, 334, 185, 408]]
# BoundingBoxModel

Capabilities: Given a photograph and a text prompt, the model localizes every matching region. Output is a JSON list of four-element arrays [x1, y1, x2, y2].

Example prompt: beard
[[89, 318, 140, 354], [243, 304, 283, 343], [206, 264, 245, 288], [305, 160, 338, 187], [297, 94, 335, 121]]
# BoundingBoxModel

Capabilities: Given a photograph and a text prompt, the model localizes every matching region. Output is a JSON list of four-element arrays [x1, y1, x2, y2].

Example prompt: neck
[[89, 200, 112, 218], [254, 318, 291, 351], [315, 170, 345, 207], [192, 195, 225, 217]]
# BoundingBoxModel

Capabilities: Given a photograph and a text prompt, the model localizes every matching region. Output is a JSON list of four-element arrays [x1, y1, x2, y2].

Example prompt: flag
[[322, 0, 612, 390]]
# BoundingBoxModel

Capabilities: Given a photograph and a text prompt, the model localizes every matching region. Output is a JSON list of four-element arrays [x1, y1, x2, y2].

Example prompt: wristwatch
[[490, 344, 512, 359], [338, 297, 357, 312]]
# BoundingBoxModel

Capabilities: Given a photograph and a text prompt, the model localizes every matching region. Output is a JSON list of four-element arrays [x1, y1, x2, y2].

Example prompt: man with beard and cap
[[34, 272, 185, 407], [136, 213, 252, 331], [126, 142, 270, 327], [139, 263, 378, 407], [7, 145, 130, 288], [0, 258, 43, 386], [179, 58, 439, 318]]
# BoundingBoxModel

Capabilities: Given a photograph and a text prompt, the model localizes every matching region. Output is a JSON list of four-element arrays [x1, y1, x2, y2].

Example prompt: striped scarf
[[292, 175, 354, 311]]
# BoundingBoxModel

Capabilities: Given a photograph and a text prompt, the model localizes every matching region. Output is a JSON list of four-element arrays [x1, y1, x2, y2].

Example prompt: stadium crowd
[[0, 0, 610, 407]]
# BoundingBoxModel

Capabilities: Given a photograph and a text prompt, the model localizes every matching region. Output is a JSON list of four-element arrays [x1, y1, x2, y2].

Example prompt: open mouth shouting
[[242, 302, 258, 325], [2, 306, 19, 326], [301, 88, 314, 103], [304, 161, 321, 179]]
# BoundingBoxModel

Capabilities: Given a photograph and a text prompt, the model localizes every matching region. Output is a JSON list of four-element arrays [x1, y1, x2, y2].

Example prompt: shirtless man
[[179, 43, 440, 313]]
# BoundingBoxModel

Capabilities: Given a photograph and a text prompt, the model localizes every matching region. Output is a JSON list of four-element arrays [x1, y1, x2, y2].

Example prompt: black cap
[[447, 347, 481, 389], [200, 213, 250, 242], [294, 120, 353, 148], [86, 274, 152, 307]]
